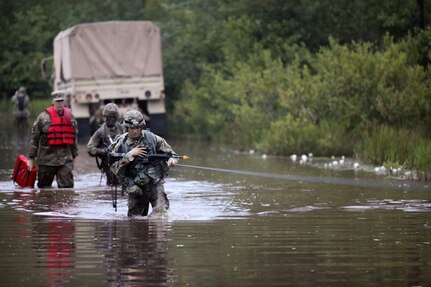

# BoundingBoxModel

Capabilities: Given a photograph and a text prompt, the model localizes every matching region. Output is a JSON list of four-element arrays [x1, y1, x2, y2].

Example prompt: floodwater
[[0, 113, 430, 287]]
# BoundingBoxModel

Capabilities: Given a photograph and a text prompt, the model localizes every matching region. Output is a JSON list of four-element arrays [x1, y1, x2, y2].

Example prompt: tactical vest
[[45, 107, 75, 145], [117, 130, 168, 184], [101, 122, 124, 148]]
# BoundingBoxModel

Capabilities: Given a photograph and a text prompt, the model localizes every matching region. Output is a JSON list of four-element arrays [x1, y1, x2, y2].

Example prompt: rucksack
[[17, 95, 25, 111]]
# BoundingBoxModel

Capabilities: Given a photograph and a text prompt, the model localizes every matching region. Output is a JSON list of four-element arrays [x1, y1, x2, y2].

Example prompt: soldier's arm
[[87, 129, 104, 156], [25, 95, 29, 107], [110, 137, 134, 176], [154, 134, 176, 155], [28, 114, 43, 159], [71, 117, 79, 158], [154, 134, 178, 167]]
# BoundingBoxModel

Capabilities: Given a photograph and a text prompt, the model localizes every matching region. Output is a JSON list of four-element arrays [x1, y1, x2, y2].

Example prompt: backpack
[[17, 95, 25, 111]]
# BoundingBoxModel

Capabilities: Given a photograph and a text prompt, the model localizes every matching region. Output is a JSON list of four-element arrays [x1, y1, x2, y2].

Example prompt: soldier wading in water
[[109, 110, 177, 217], [28, 90, 78, 188], [87, 103, 124, 185]]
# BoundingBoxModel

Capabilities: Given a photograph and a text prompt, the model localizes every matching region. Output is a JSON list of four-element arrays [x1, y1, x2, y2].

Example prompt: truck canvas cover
[[54, 21, 162, 82]]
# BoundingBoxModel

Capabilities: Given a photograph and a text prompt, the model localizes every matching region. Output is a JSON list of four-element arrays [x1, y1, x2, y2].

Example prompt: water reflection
[[94, 220, 174, 285], [25, 217, 174, 286], [0, 111, 430, 286], [33, 218, 75, 286]]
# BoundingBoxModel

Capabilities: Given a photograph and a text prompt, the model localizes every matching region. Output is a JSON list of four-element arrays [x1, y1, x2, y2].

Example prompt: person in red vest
[[28, 91, 78, 188]]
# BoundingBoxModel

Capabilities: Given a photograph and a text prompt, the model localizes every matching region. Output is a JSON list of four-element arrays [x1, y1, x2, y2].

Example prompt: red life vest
[[45, 106, 75, 145]]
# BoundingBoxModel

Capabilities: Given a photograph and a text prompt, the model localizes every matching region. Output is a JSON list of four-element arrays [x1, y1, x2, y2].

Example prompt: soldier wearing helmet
[[87, 103, 124, 185], [109, 110, 177, 217]]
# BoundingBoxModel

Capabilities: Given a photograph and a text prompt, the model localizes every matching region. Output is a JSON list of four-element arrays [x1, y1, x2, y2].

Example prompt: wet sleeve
[[71, 117, 79, 158], [154, 135, 176, 155], [28, 114, 42, 159], [110, 139, 134, 176], [87, 129, 102, 156]]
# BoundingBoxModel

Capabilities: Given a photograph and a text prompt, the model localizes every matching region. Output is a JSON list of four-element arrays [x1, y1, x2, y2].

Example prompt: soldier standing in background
[[11, 86, 30, 125], [28, 90, 78, 188], [87, 103, 124, 185]]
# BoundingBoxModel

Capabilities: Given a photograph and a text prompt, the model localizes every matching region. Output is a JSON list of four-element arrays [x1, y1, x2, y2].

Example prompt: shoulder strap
[[143, 129, 157, 154]]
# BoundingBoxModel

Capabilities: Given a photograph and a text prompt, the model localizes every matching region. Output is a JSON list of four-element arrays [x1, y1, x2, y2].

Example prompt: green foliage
[[1, 0, 431, 176], [29, 98, 51, 115], [173, 27, 431, 176], [407, 139, 431, 180], [260, 117, 354, 156], [354, 125, 411, 166], [0, 97, 49, 117], [355, 125, 431, 179]]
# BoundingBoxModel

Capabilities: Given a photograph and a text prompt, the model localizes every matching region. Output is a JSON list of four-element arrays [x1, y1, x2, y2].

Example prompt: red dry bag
[[11, 154, 37, 188]]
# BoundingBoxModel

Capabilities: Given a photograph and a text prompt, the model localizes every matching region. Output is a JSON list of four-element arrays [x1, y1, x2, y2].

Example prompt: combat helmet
[[123, 110, 146, 128], [102, 103, 120, 118]]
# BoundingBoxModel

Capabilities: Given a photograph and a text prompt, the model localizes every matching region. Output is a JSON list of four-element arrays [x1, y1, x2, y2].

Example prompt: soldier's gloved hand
[[167, 157, 178, 168], [130, 147, 147, 158], [28, 159, 35, 171]]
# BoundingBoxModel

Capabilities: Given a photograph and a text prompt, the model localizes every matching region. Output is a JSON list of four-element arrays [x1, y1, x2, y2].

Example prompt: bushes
[[406, 138, 431, 180], [173, 32, 431, 176], [355, 125, 431, 180], [259, 117, 354, 156], [354, 125, 411, 166]]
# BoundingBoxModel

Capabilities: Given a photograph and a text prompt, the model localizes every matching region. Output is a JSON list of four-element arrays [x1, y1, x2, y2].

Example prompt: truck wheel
[[76, 118, 91, 143]]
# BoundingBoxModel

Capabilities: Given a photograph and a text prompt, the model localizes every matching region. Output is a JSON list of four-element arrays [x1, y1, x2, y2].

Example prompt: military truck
[[42, 21, 166, 142]]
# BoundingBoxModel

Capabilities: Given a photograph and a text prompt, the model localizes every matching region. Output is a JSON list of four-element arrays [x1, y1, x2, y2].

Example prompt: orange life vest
[[45, 106, 75, 145]]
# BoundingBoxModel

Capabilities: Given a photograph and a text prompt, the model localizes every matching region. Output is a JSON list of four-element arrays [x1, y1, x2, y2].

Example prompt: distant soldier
[[87, 103, 124, 185], [11, 86, 30, 125], [109, 110, 177, 217], [28, 90, 78, 188]]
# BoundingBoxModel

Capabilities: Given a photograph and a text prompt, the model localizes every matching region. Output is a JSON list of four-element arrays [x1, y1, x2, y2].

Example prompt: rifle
[[93, 135, 115, 184], [108, 152, 190, 165], [108, 151, 189, 211]]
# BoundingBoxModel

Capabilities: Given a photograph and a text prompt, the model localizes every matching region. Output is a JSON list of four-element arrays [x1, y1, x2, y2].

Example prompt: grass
[[354, 125, 431, 180], [1, 98, 51, 115]]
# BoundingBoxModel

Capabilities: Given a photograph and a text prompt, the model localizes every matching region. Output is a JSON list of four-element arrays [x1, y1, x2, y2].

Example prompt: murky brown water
[[0, 112, 430, 286]]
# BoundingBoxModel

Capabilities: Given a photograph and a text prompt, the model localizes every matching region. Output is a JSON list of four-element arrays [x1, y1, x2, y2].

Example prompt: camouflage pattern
[[123, 110, 146, 128], [51, 90, 66, 101], [29, 108, 78, 187], [102, 103, 120, 117], [109, 129, 176, 216], [37, 162, 74, 188], [11, 90, 30, 122], [127, 181, 169, 216], [87, 122, 124, 185]]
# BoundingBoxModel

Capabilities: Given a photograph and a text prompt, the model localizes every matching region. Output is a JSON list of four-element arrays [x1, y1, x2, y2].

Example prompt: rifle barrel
[[108, 152, 189, 161]]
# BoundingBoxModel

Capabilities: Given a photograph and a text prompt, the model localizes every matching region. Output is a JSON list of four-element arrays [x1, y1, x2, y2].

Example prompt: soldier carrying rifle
[[87, 103, 124, 185], [108, 110, 180, 217]]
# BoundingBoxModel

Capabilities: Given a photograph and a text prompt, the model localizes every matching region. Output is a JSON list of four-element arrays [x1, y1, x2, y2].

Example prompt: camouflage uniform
[[29, 108, 78, 188], [11, 88, 30, 123], [87, 122, 124, 185], [109, 129, 176, 217]]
